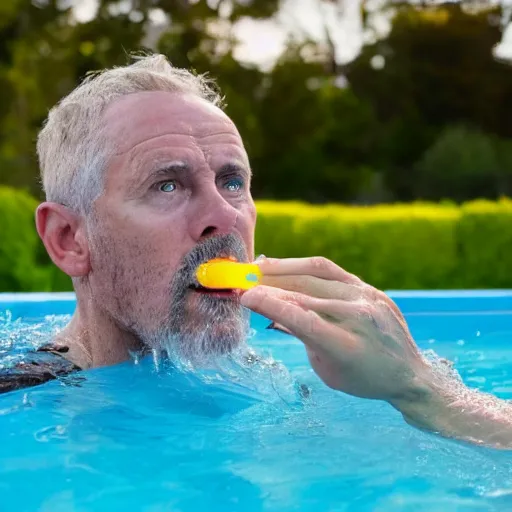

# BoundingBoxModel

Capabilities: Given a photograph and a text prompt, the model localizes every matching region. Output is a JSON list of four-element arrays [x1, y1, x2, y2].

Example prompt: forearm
[[391, 372, 512, 449]]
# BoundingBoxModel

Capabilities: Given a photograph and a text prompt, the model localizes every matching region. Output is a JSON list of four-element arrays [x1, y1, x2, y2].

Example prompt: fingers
[[255, 257, 362, 285], [240, 285, 319, 340], [256, 257, 404, 321], [260, 274, 362, 301], [240, 285, 360, 341]]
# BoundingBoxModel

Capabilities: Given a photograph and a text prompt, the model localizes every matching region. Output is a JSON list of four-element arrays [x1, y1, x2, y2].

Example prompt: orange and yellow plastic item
[[196, 258, 262, 290]]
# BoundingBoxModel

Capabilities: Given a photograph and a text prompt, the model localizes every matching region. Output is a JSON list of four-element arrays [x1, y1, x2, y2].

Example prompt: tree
[[345, 2, 512, 200], [0, 0, 282, 196], [249, 43, 379, 202], [0, 0, 147, 195]]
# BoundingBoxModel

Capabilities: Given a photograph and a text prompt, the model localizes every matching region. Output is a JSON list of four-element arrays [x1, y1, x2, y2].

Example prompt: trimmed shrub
[[0, 186, 510, 291], [0, 186, 49, 291], [0, 186, 72, 292], [255, 201, 461, 290], [456, 198, 512, 288]]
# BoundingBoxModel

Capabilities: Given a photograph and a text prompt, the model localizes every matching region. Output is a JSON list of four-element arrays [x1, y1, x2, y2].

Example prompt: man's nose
[[189, 188, 238, 241]]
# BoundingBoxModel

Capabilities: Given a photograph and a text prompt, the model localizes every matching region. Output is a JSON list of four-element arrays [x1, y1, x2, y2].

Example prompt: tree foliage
[[0, 0, 511, 204], [346, 2, 512, 200]]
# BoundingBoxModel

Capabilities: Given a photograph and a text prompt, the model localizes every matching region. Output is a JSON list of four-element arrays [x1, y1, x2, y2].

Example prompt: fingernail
[[254, 254, 267, 262]]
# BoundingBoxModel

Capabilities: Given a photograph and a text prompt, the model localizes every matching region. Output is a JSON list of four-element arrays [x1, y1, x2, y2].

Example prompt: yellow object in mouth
[[196, 258, 262, 290]]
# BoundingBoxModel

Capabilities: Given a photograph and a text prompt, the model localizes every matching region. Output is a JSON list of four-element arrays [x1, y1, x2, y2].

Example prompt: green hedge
[[1, 186, 511, 291], [0, 186, 71, 292], [456, 200, 512, 289], [255, 199, 512, 290]]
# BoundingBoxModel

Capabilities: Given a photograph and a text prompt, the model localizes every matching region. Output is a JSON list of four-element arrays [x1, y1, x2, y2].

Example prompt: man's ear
[[35, 202, 91, 277]]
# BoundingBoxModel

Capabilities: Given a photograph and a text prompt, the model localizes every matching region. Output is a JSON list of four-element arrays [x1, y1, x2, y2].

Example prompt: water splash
[[0, 308, 305, 407], [0, 311, 70, 370], [144, 341, 308, 408]]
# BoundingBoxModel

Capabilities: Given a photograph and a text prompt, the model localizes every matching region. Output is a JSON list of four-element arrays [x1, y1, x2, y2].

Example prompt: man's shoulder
[[0, 344, 81, 395]]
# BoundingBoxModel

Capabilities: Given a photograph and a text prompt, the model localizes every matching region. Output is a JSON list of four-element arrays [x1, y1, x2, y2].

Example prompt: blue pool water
[[1, 292, 512, 512]]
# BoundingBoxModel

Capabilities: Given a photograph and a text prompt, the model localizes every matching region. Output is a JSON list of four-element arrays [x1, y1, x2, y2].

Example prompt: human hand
[[240, 257, 431, 404]]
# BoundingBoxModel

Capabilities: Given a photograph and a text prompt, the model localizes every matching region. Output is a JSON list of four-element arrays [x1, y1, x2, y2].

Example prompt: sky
[[230, 0, 366, 69], [72, 0, 512, 69]]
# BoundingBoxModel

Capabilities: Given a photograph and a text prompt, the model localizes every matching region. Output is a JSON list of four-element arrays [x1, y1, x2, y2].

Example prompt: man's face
[[85, 91, 257, 361]]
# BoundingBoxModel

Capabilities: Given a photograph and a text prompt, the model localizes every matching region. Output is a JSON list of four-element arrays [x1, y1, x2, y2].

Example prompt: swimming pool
[[1, 291, 511, 511]]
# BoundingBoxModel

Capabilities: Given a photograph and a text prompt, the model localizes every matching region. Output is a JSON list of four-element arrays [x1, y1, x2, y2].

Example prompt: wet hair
[[37, 54, 224, 214]]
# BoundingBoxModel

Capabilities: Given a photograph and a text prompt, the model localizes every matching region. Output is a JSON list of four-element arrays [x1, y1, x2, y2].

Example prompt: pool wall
[[1, 291, 511, 344], [1, 291, 512, 319]]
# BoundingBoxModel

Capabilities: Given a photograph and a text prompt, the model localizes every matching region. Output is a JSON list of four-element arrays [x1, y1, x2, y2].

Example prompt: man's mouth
[[188, 284, 241, 299]]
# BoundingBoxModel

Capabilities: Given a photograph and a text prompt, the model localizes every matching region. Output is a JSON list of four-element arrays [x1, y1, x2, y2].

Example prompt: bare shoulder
[[0, 343, 82, 395]]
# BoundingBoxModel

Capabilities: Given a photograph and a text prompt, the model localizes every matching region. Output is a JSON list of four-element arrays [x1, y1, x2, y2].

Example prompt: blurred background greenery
[[3, 0, 512, 203], [1, 0, 512, 291]]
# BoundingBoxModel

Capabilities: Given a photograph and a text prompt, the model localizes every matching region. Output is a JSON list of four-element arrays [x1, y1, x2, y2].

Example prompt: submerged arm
[[392, 374, 512, 449]]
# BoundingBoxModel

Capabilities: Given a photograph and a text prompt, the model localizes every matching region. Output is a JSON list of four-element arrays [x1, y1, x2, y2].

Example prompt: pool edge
[[1, 290, 512, 317]]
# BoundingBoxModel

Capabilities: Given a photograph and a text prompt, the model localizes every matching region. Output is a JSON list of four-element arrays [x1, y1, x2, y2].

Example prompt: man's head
[[36, 55, 257, 362]]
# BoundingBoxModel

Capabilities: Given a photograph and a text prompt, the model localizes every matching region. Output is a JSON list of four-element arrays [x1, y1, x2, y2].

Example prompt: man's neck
[[55, 298, 144, 369]]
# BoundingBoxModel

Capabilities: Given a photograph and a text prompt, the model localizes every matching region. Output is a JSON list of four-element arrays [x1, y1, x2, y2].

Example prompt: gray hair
[[37, 54, 224, 213]]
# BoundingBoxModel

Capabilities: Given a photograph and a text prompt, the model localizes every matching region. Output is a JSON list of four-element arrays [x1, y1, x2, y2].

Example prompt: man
[[4, 54, 511, 448]]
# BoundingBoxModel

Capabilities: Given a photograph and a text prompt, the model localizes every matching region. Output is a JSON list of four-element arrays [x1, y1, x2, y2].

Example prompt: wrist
[[388, 358, 512, 448], [388, 367, 455, 433]]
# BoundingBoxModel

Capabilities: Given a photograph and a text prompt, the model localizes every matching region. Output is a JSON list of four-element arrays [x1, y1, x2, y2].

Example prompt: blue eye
[[224, 178, 244, 192], [159, 181, 176, 193]]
